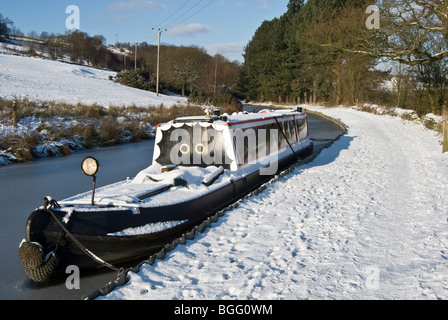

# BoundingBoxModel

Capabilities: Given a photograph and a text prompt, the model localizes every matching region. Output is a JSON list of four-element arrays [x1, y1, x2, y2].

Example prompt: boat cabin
[[153, 108, 310, 172]]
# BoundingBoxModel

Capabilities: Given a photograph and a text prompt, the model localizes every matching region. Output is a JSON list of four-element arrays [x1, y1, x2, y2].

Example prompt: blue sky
[[1, 0, 290, 62]]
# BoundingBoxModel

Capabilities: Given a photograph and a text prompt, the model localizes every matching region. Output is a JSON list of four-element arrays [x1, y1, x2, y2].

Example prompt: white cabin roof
[[173, 108, 306, 127]]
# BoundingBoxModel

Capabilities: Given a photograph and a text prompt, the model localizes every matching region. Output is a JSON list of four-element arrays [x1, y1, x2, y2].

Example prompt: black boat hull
[[23, 143, 313, 273]]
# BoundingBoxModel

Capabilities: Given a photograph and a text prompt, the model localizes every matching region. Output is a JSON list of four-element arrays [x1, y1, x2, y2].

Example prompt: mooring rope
[[274, 116, 302, 162], [43, 198, 121, 273]]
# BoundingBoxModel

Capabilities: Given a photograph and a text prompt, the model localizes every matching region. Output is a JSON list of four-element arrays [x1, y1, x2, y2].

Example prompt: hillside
[[0, 53, 187, 108]]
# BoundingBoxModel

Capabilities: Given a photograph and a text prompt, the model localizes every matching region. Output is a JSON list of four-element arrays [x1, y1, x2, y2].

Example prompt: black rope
[[44, 198, 121, 272], [274, 117, 301, 162]]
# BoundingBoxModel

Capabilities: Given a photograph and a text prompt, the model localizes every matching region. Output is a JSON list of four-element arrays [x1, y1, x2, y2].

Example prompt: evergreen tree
[[286, 0, 305, 19], [242, 0, 382, 105]]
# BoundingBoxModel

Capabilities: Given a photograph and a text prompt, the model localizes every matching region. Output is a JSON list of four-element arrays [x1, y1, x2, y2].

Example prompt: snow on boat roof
[[172, 108, 305, 125], [59, 164, 237, 209]]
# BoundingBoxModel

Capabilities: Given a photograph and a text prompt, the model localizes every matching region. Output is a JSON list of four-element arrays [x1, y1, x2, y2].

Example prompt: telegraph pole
[[152, 28, 167, 96], [135, 43, 138, 70]]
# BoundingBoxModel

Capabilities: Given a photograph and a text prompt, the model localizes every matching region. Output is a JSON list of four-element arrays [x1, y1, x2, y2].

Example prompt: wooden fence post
[[443, 121, 448, 154], [12, 101, 18, 129]]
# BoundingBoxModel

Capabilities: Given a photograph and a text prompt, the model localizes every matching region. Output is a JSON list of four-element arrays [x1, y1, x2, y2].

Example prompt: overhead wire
[[140, 0, 218, 45], [152, 0, 191, 30], [141, 0, 195, 43], [160, 0, 205, 28], [173, 0, 217, 26]]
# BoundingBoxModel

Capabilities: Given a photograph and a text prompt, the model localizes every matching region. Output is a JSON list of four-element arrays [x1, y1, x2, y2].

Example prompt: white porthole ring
[[195, 144, 206, 155], [180, 144, 190, 155]]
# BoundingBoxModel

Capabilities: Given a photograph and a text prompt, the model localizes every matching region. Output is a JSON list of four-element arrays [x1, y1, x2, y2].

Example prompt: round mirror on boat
[[81, 157, 100, 177]]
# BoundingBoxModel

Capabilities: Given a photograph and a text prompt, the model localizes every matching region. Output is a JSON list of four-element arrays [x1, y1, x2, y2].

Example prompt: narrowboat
[[19, 107, 313, 282]]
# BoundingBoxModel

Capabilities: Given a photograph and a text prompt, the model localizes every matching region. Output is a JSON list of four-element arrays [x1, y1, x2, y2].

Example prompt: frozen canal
[[0, 140, 155, 300]]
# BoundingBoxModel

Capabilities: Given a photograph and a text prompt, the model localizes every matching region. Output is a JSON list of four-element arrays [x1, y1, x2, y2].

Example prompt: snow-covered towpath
[[100, 106, 448, 300]]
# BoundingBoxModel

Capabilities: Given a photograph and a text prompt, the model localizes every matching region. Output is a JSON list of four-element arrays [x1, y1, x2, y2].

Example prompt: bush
[[2, 132, 41, 162], [423, 117, 438, 130], [98, 117, 122, 145], [148, 104, 204, 125], [78, 104, 107, 118], [71, 122, 98, 148], [115, 69, 156, 92]]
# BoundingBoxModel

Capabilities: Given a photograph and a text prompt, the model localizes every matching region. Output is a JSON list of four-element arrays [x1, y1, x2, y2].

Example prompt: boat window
[[233, 122, 291, 166], [233, 128, 258, 166], [278, 122, 287, 151], [293, 118, 299, 142], [297, 118, 308, 140], [292, 120, 298, 142], [285, 120, 295, 143]]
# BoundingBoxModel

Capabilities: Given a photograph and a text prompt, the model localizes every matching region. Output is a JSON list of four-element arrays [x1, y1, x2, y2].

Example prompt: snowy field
[[99, 106, 448, 300], [0, 53, 187, 108]]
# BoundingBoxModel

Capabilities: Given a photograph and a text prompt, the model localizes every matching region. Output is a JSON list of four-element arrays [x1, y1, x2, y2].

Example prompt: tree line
[[131, 43, 242, 108], [241, 0, 448, 116], [1, 14, 125, 70]]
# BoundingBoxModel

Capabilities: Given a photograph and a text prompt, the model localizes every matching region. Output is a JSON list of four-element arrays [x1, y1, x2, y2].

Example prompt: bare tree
[[0, 14, 13, 37], [168, 46, 207, 97], [361, 0, 448, 66]]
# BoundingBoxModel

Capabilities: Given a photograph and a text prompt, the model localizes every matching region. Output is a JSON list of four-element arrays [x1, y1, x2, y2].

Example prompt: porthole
[[195, 144, 206, 155], [180, 144, 190, 155]]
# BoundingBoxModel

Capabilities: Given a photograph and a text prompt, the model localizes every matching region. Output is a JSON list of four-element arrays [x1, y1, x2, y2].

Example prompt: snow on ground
[[0, 53, 187, 108], [100, 106, 448, 300]]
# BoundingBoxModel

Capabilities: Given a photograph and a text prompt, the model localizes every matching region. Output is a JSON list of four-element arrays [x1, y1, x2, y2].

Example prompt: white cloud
[[207, 42, 246, 62], [167, 23, 212, 37], [257, 0, 270, 9], [107, 0, 161, 12]]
